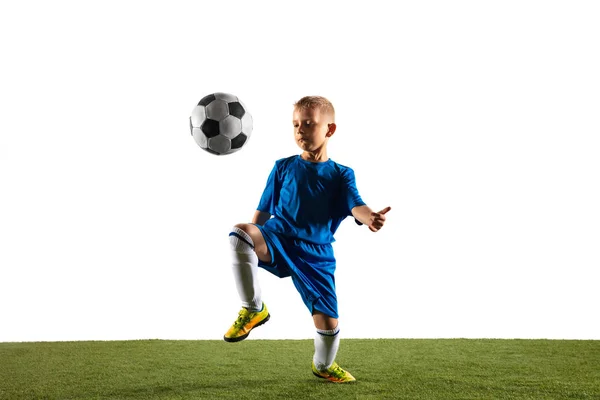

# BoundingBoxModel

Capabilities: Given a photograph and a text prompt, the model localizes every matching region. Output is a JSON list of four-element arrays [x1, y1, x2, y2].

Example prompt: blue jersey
[[257, 155, 365, 245]]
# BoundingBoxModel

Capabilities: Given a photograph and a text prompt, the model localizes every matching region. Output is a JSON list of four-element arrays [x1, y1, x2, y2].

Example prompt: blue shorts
[[253, 224, 338, 319]]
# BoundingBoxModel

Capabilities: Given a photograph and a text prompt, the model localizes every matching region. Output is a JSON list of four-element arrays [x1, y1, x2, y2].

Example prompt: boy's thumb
[[379, 206, 392, 214]]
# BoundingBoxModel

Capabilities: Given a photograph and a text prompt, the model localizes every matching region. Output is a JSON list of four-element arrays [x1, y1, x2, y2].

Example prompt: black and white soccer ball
[[189, 92, 253, 155]]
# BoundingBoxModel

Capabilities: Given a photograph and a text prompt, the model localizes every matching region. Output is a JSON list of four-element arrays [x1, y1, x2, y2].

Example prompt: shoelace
[[233, 309, 251, 328], [329, 364, 346, 379]]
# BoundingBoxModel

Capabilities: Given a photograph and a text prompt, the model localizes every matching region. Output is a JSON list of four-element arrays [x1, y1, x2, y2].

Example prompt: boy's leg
[[224, 223, 271, 342], [312, 312, 355, 383], [313, 312, 340, 369], [229, 223, 269, 310]]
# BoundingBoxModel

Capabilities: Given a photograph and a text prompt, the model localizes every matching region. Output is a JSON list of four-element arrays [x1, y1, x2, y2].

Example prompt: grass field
[[1, 339, 599, 399]]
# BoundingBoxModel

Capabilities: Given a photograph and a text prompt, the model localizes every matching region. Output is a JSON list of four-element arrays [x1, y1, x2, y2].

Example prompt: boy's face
[[292, 107, 335, 152]]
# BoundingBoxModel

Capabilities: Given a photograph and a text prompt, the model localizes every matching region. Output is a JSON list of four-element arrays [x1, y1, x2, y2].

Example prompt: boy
[[225, 96, 391, 383]]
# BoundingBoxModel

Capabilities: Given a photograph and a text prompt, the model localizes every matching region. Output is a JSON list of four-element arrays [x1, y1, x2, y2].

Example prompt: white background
[[1, 1, 599, 342]]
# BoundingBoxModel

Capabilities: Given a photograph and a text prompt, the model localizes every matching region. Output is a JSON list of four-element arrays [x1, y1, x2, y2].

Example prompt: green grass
[[1, 339, 599, 399]]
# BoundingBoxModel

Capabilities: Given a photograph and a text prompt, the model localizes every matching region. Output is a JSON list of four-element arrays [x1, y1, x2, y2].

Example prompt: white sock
[[313, 324, 340, 371], [229, 227, 262, 311]]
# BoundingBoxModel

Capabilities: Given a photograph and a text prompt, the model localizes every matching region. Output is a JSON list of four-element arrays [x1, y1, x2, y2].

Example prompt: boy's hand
[[368, 206, 391, 232]]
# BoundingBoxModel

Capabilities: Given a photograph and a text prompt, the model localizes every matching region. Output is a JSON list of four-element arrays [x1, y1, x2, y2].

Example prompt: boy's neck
[[300, 150, 328, 163]]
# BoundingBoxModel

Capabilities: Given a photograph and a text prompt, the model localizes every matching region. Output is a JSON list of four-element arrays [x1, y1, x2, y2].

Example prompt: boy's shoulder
[[270, 155, 297, 173], [274, 155, 297, 165], [328, 159, 357, 179], [331, 159, 354, 172]]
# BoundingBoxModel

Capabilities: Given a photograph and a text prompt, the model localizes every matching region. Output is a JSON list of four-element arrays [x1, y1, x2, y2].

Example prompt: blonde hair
[[293, 96, 335, 121]]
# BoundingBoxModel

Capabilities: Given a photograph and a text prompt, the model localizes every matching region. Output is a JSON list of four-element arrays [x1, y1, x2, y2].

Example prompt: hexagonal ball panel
[[201, 119, 220, 138], [190, 105, 206, 127], [191, 127, 208, 148], [214, 92, 238, 102], [220, 116, 242, 139], [208, 135, 231, 154], [241, 113, 253, 136], [206, 100, 229, 121]]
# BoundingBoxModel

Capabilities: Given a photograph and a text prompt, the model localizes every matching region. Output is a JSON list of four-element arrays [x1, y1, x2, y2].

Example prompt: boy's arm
[[352, 205, 392, 232], [252, 210, 271, 226], [352, 205, 374, 226]]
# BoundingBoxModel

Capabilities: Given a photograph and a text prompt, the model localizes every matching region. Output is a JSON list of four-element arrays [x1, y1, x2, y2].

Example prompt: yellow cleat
[[312, 361, 356, 383], [223, 303, 270, 342]]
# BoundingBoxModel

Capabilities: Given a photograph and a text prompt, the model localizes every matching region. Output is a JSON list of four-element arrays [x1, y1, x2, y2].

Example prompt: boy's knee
[[230, 225, 255, 254], [234, 222, 248, 232], [312, 311, 338, 331]]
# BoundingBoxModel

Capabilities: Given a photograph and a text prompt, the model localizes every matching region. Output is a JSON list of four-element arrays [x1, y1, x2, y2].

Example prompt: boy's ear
[[326, 123, 337, 137]]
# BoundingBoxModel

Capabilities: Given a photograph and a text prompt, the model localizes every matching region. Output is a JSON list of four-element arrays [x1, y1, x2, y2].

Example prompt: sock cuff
[[229, 227, 255, 253], [317, 325, 340, 337]]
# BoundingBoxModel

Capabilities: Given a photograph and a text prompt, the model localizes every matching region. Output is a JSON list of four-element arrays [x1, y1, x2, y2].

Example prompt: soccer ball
[[190, 92, 253, 155]]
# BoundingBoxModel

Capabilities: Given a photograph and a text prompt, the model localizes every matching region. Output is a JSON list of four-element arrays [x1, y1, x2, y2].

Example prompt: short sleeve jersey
[[257, 155, 366, 244]]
